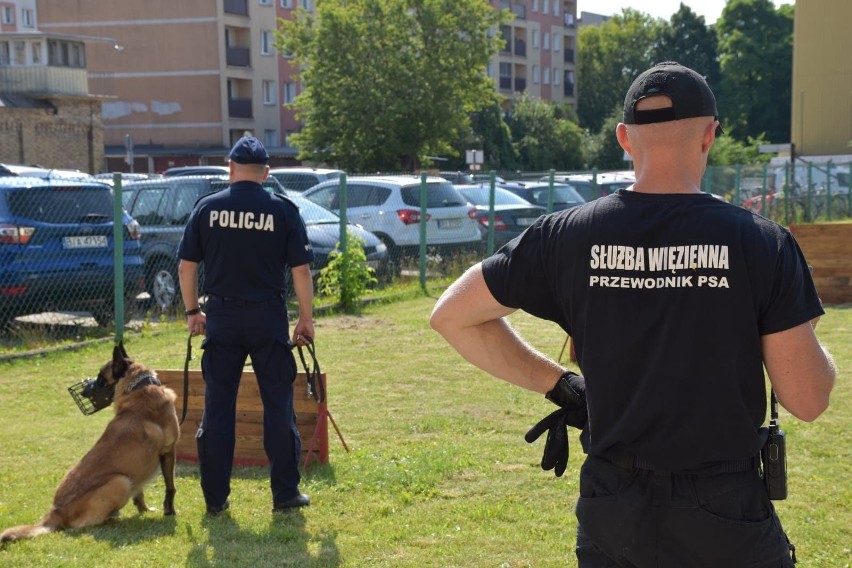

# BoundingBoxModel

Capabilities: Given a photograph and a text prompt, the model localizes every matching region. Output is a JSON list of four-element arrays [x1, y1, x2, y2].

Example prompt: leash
[[296, 338, 325, 404], [179, 333, 193, 425]]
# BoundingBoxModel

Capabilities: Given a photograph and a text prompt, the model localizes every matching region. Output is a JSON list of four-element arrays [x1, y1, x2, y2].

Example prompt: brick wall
[[0, 98, 103, 172]]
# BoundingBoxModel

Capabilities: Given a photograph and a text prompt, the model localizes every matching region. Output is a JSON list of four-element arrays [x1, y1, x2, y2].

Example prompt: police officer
[[178, 135, 315, 514], [430, 62, 836, 566]]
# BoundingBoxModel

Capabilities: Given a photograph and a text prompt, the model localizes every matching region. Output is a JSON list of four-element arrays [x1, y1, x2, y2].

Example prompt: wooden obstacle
[[156, 369, 329, 468]]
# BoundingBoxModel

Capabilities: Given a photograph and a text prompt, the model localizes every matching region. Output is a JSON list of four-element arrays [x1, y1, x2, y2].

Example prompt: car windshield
[[8, 186, 114, 223], [400, 182, 467, 207], [290, 196, 340, 224], [531, 184, 584, 205], [459, 187, 533, 206]]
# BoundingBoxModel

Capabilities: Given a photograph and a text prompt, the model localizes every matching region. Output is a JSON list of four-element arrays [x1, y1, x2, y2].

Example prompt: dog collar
[[125, 372, 162, 394]]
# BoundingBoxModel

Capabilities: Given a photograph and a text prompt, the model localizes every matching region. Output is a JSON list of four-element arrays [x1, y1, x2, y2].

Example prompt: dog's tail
[[0, 523, 53, 543]]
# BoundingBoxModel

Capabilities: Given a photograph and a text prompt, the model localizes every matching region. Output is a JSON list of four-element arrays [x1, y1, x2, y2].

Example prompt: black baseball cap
[[228, 136, 270, 165], [623, 61, 722, 135]]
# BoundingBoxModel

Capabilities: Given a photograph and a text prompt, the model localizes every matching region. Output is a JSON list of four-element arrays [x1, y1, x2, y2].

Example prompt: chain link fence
[[2, 163, 849, 345]]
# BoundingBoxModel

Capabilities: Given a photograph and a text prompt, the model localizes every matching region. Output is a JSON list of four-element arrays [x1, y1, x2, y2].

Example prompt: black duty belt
[[206, 293, 276, 304], [600, 449, 760, 476]]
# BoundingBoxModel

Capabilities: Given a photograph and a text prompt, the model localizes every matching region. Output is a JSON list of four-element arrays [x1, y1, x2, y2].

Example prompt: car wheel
[[148, 258, 179, 311], [376, 235, 400, 282], [92, 291, 136, 327]]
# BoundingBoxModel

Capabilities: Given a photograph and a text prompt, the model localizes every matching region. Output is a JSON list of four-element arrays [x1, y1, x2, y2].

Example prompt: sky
[[576, 0, 787, 25]]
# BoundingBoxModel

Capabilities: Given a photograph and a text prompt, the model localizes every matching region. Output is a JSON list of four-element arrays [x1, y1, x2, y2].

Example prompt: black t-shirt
[[482, 190, 823, 470], [178, 181, 314, 301]]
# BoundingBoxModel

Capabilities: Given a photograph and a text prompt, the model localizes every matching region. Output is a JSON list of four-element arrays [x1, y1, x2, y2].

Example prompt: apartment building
[[0, 0, 108, 171], [37, 0, 303, 173], [490, 0, 578, 110]]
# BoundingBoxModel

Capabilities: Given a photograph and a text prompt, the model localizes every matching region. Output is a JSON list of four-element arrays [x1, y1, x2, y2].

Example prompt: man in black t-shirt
[[178, 136, 315, 515], [431, 62, 836, 567]]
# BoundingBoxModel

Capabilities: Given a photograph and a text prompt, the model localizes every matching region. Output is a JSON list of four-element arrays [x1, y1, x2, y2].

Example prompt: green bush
[[316, 231, 377, 312]]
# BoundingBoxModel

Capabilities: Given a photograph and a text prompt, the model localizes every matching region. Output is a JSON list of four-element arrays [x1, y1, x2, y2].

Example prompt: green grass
[[0, 296, 849, 567]]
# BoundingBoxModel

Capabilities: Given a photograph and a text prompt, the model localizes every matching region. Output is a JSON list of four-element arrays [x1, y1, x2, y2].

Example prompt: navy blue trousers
[[197, 295, 302, 507], [575, 455, 796, 568]]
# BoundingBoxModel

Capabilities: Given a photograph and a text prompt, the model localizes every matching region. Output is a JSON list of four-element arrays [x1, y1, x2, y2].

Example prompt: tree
[[576, 9, 663, 133], [655, 3, 720, 88], [586, 106, 629, 170], [715, 0, 793, 143], [506, 93, 585, 171], [275, 0, 511, 172]]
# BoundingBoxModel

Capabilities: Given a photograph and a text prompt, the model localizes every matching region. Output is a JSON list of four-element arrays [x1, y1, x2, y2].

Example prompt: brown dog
[[0, 342, 180, 542]]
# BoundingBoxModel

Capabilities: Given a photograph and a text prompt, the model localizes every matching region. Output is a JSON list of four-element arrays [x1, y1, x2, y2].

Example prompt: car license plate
[[516, 217, 537, 226], [63, 235, 108, 249], [437, 219, 462, 230]]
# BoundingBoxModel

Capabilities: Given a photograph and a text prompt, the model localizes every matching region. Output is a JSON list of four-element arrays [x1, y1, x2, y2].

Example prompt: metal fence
[[2, 164, 849, 342]]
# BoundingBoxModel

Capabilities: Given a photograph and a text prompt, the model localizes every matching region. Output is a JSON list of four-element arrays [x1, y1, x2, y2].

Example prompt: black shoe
[[206, 500, 230, 515], [272, 493, 310, 512]]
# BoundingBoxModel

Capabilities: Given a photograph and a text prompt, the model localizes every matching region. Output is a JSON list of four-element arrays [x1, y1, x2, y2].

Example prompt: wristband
[[185, 307, 202, 316]]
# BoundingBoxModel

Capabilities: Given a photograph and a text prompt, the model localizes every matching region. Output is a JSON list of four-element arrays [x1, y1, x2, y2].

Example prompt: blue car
[[0, 177, 144, 328]]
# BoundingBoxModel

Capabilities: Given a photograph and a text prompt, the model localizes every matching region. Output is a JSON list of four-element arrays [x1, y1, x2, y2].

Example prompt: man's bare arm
[[762, 322, 835, 422], [430, 263, 565, 394]]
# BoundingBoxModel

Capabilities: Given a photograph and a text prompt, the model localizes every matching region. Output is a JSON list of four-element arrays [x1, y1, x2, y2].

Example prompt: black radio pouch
[[761, 390, 788, 500]]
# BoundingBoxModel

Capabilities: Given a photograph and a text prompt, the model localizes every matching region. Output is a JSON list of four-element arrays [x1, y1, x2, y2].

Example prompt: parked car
[[502, 181, 586, 212], [0, 176, 144, 328], [94, 172, 161, 186], [302, 175, 482, 267], [542, 172, 635, 202], [268, 167, 344, 192], [454, 185, 545, 247], [0, 164, 96, 182], [163, 165, 230, 177], [123, 176, 385, 310]]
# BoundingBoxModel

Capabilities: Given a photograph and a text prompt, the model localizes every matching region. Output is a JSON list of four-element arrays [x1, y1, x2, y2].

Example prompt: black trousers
[[196, 295, 302, 508], [575, 455, 796, 568]]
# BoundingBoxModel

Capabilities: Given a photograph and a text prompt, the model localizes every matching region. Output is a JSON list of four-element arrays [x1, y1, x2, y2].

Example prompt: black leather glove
[[525, 372, 587, 477]]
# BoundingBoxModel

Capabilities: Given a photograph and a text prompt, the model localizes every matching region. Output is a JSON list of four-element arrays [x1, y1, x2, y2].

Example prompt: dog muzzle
[[68, 378, 116, 415]]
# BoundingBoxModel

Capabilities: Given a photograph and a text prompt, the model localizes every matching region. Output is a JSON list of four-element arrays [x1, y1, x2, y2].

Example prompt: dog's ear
[[111, 343, 130, 380]]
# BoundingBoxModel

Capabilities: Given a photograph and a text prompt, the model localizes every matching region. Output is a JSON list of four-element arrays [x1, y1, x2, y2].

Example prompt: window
[[531, 29, 538, 49], [1, 7, 13, 24], [300, 0, 312, 9], [532, 0, 539, 12], [264, 129, 279, 148], [31, 42, 41, 64], [260, 30, 273, 55], [543, 1, 549, 15], [22, 8, 34, 28], [283, 82, 297, 103], [543, 68, 550, 85], [553, 68, 560, 86], [262, 80, 277, 105], [12, 41, 25, 65], [553, 34, 561, 52], [553, 1, 560, 16], [280, 0, 293, 7], [532, 65, 540, 84], [0, 42, 10, 66], [543, 33, 550, 50], [259, 0, 272, 4]]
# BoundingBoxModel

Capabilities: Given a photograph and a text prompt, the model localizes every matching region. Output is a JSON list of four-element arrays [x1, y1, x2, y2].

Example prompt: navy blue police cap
[[228, 136, 269, 165]]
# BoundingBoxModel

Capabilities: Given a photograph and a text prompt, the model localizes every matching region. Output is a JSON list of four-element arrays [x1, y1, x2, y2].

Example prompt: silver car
[[302, 175, 482, 261]]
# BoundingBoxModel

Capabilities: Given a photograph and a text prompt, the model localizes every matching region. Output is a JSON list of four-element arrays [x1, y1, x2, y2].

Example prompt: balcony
[[0, 65, 88, 97], [224, 0, 248, 16], [499, 76, 512, 91], [514, 77, 526, 92], [564, 48, 574, 64], [564, 82, 575, 97], [226, 46, 251, 67], [228, 97, 252, 118], [514, 39, 526, 57]]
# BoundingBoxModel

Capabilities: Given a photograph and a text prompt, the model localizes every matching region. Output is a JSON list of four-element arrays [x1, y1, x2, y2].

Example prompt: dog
[[1, 342, 180, 542]]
